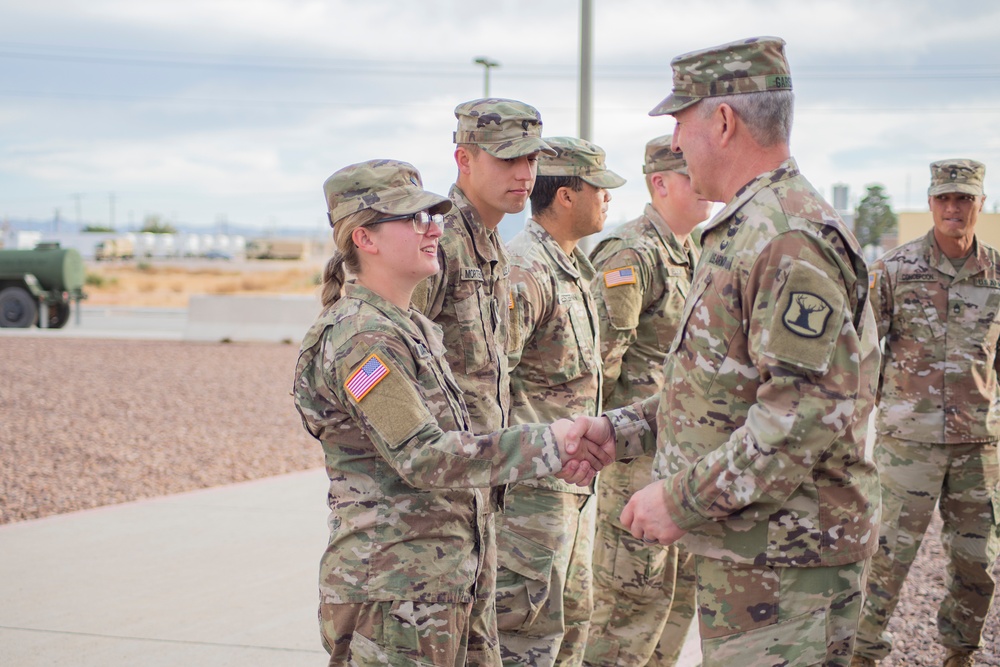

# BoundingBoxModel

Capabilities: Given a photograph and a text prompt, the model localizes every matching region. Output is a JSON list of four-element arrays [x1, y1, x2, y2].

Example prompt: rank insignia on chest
[[782, 291, 833, 338], [604, 266, 636, 288], [345, 353, 390, 402], [869, 271, 879, 290]]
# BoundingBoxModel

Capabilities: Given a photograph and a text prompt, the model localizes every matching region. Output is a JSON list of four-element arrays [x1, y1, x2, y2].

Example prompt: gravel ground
[[879, 512, 999, 666], [1, 337, 997, 664], [1, 337, 321, 525]]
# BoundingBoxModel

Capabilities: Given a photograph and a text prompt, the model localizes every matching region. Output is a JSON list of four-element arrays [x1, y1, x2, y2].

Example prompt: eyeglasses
[[367, 211, 445, 235]]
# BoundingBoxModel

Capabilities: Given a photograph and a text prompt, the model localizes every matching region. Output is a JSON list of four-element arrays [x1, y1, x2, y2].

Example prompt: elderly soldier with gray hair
[[584, 136, 711, 667], [851, 160, 999, 667], [499, 136, 625, 667], [566, 36, 881, 666]]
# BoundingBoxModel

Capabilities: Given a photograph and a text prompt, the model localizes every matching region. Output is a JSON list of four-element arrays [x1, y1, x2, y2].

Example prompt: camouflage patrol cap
[[928, 159, 986, 197], [649, 36, 792, 116], [323, 159, 452, 228], [643, 134, 687, 175], [537, 136, 626, 188], [453, 98, 556, 159]]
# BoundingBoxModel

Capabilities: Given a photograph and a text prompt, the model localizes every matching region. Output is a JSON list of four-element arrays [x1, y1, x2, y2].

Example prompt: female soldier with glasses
[[292, 159, 609, 667]]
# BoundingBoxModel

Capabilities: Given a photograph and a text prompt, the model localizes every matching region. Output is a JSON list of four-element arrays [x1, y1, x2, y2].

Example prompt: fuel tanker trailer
[[0, 242, 87, 328]]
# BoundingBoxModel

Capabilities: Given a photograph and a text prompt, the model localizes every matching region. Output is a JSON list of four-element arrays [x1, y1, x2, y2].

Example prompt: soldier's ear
[[717, 103, 737, 148], [556, 186, 575, 210], [454, 146, 474, 175], [650, 173, 668, 198], [352, 227, 379, 256]]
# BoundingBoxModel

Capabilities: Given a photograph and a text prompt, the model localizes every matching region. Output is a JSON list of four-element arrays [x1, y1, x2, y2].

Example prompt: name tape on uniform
[[345, 353, 389, 402]]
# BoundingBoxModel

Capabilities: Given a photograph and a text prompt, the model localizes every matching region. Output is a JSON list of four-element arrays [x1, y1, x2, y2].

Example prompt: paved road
[[1, 305, 187, 340]]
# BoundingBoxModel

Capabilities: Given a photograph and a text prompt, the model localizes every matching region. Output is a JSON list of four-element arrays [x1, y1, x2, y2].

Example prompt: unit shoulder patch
[[781, 291, 833, 339], [342, 343, 433, 448], [764, 260, 845, 373]]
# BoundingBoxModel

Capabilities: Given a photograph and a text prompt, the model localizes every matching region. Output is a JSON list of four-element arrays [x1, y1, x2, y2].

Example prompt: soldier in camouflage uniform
[[497, 137, 625, 666], [566, 37, 882, 667], [584, 136, 711, 667], [498, 136, 625, 667], [293, 159, 608, 667], [852, 160, 999, 667], [411, 98, 555, 437]]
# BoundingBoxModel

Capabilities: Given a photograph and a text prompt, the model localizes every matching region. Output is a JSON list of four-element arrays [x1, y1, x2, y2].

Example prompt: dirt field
[[83, 259, 326, 308]]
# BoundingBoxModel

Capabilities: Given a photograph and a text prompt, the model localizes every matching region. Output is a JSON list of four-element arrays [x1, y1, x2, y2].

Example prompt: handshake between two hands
[[547, 415, 686, 548]]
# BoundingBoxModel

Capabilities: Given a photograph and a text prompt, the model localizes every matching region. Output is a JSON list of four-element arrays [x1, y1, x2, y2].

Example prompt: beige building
[[894, 210, 1000, 249]]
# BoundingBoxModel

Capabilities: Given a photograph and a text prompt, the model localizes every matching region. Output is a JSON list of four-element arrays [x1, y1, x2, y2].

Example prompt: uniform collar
[[923, 229, 987, 279], [700, 157, 800, 240], [643, 203, 696, 266], [449, 184, 502, 265], [343, 282, 422, 335], [524, 218, 595, 281]]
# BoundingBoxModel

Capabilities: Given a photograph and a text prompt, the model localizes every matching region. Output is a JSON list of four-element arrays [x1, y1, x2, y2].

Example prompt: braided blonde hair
[[320, 208, 381, 307]]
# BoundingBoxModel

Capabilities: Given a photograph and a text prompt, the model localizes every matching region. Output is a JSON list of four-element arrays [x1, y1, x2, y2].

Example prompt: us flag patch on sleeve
[[604, 266, 636, 288], [345, 353, 389, 402]]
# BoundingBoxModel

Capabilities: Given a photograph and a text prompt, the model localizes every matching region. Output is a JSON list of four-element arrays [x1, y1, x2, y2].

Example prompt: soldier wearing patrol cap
[[584, 135, 711, 667], [294, 159, 610, 666], [497, 136, 624, 667], [852, 159, 998, 667], [565, 36, 881, 666], [411, 98, 555, 439]]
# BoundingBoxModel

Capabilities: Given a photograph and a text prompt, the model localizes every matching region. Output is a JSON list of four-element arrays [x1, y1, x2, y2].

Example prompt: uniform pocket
[[454, 291, 489, 374], [700, 608, 826, 667], [349, 631, 437, 666], [495, 528, 555, 631]]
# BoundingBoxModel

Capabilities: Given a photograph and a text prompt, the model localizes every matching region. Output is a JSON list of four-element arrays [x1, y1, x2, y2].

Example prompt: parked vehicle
[[94, 237, 135, 261], [245, 238, 308, 260], [0, 243, 86, 328]]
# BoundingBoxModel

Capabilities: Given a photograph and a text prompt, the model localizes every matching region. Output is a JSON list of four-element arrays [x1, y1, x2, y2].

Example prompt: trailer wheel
[[0, 286, 38, 328], [48, 302, 71, 329]]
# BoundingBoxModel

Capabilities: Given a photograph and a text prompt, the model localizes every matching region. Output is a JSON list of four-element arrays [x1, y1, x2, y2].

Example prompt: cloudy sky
[[2, 0, 999, 240]]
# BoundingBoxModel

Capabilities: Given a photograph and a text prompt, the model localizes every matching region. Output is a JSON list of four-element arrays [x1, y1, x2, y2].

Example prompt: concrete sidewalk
[[0, 468, 702, 666], [0, 469, 331, 666]]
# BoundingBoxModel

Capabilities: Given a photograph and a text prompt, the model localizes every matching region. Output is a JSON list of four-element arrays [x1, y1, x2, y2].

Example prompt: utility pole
[[109, 192, 116, 230], [579, 0, 593, 141], [71, 193, 84, 227], [473, 56, 500, 97]]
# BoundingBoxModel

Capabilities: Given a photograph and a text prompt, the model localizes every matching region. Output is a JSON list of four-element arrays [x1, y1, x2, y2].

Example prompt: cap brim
[[371, 190, 453, 217], [649, 94, 700, 117], [483, 136, 557, 159], [583, 171, 627, 189], [642, 163, 688, 176], [928, 183, 983, 197]]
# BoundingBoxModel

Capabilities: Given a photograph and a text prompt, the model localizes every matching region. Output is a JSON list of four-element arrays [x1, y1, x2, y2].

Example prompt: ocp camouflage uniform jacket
[[412, 184, 512, 436], [871, 230, 1000, 443], [590, 203, 700, 409], [293, 283, 567, 605], [606, 159, 882, 567], [507, 218, 602, 495]]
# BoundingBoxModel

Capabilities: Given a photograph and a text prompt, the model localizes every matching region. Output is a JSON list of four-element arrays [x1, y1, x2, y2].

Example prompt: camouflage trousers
[[495, 487, 596, 667], [695, 555, 868, 667], [854, 436, 1000, 661], [319, 598, 502, 666], [584, 456, 697, 667]]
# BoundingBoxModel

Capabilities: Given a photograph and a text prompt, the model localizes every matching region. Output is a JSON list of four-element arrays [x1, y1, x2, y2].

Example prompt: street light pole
[[473, 56, 500, 97], [579, 0, 592, 141]]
